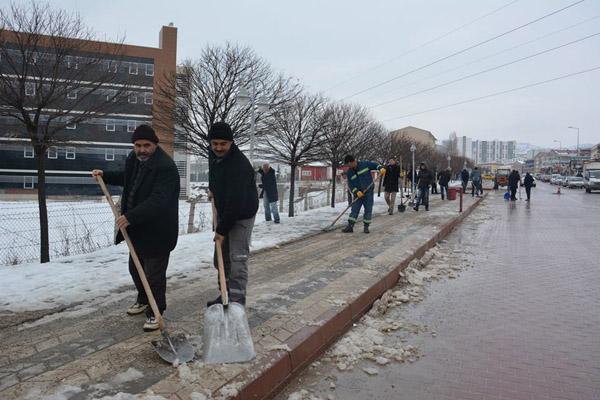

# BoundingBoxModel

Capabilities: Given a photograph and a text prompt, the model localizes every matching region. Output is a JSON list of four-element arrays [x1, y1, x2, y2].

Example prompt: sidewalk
[[0, 193, 483, 400]]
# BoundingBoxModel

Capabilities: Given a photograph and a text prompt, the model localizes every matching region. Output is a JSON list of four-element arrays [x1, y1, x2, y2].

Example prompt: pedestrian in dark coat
[[414, 162, 433, 211], [431, 168, 438, 194], [92, 124, 180, 332], [383, 158, 401, 215], [461, 169, 469, 193], [258, 163, 280, 223], [508, 170, 521, 201], [438, 168, 451, 200], [208, 122, 258, 306], [523, 172, 534, 201]]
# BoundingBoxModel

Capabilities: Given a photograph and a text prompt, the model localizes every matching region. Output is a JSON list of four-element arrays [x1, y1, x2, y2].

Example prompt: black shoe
[[363, 224, 370, 234], [425, 206, 429, 211], [230, 296, 246, 306], [342, 224, 354, 233], [206, 296, 222, 307], [413, 206, 418, 212], [274, 219, 280, 223]]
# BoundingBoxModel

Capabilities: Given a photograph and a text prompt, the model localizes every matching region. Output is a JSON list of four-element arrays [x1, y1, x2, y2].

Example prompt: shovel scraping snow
[[204, 200, 256, 364]]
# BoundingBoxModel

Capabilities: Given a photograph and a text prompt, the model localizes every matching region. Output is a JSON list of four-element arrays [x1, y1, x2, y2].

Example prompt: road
[[276, 183, 600, 400]]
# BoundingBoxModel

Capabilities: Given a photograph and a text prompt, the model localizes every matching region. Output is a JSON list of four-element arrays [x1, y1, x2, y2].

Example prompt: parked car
[[565, 176, 584, 189], [550, 174, 563, 185], [561, 176, 569, 187]]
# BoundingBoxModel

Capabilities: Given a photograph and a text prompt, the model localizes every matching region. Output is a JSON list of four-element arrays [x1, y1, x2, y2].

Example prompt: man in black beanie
[[208, 121, 258, 307], [92, 124, 180, 332]]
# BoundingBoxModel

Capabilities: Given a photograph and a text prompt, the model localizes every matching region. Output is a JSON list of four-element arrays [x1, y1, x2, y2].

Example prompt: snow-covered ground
[[0, 195, 389, 313]]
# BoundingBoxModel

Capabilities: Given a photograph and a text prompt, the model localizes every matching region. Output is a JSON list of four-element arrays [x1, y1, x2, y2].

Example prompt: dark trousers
[[431, 183, 438, 194], [416, 187, 429, 209], [349, 190, 374, 225], [129, 253, 170, 316], [472, 181, 482, 196], [525, 186, 531, 200], [462, 180, 468, 193], [440, 184, 449, 200], [510, 186, 517, 200]]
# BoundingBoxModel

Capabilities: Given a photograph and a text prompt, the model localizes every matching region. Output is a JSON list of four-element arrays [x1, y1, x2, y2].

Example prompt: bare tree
[[0, 2, 130, 262], [154, 43, 300, 158], [259, 93, 326, 217], [321, 102, 374, 207]]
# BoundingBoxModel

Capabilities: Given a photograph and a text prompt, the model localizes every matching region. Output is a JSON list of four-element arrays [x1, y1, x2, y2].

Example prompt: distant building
[[390, 126, 436, 148], [592, 143, 600, 161], [0, 25, 178, 196], [471, 140, 517, 164], [534, 149, 591, 174]]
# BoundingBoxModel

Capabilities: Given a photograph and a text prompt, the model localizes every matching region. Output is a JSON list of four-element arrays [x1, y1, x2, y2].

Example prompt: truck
[[582, 161, 600, 193], [493, 167, 511, 189]]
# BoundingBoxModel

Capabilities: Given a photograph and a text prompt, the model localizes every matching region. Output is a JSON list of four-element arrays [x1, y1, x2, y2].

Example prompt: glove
[[356, 191, 364, 198], [379, 168, 386, 177]]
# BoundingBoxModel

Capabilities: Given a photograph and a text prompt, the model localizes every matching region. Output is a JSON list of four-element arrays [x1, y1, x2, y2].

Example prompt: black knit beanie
[[208, 121, 233, 141], [131, 124, 159, 143]]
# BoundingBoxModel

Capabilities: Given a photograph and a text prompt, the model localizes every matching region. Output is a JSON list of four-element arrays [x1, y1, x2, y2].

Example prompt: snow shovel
[[397, 194, 407, 212], [203, 200, 256, 364], [322, 180, 376, 232], [96, 175, 194, 366]]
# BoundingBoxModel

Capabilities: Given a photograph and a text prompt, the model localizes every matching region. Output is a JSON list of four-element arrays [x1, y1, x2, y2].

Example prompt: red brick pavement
[[276, 184, 600, 400]]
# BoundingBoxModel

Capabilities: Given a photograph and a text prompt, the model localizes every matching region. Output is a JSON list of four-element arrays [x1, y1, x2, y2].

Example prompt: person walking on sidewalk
[[208, 122, 258, 306], [438, 167, 451, 200], [461, 168, 469, 194], [92, 125, 180, 332], [258, 163, 280, 223], [383, 158, 401, 215], [508, 169, 521, 201], [414, 162, 434, 212], [431, 167, 439, 194], [470, 166, 483, 197], [523, 172, 535, 201], [342, 155, 386, 234]]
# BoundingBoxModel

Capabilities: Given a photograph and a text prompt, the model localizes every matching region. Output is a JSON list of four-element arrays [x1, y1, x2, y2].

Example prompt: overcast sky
[[13, 0, 600, 148]]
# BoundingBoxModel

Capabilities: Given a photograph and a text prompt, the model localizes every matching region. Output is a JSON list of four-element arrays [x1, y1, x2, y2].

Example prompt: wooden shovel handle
[[211, 199, 229, 306], [96, 175, 165, 330]]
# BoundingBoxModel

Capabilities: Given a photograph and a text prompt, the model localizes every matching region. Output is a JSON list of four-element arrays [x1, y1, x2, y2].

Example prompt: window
[[302, 170, 312, 176], [128, 93, 137, 104], [67, 88, 77, 99], [47, 147, 58, 159], [23, 176, 34, 189], [106, 60, 117, 73], [66, 56, 78, 69], [24, 146, 34, 158], [105, 148, 115, 161], [65, 147, 76, 160], [66, 121, 76, 130], [145, 64, 154, 76], [106, 119, 115, 131], [129, 62, 138, 75], [25, 82, 35, 96], [105, 89, 117, 102], [144, 92, 153, 105], [127, 120, 137, 133]]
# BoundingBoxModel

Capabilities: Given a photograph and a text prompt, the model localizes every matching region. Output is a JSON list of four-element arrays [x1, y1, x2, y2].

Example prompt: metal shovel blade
[[203, 302, 256, 364], [151, 332, 195, 365]]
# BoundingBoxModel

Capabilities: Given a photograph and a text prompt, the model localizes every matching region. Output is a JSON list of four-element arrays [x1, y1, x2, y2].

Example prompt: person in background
[[414, 162, 433, 212], [523, 172, 535, 201], [438, 167, 451, 200], [470, 166, 483, 197], [383, 158, 401, 215], [461, 168, 469, 193], [508, 169, 521, 201], [431, 167, 438, 195], [257, 163, 280, 223]]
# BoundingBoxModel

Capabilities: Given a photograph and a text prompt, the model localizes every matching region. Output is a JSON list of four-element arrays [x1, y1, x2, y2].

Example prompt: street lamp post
[[447, 154, 451, 169], [237, 83, 270, 165], [568, 126, 580, 156], [553, 140, 562, 150], [410, 143, 416, 193]]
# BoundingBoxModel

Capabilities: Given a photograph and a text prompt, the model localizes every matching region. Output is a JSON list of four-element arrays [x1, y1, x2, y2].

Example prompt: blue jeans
[[416, 187, 429, 209], [263, 195, 280, 222], [349, 190, 374, 225]]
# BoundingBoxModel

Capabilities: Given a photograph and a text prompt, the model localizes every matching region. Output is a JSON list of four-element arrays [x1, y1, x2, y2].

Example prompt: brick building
[[0, 25, 179, 196]]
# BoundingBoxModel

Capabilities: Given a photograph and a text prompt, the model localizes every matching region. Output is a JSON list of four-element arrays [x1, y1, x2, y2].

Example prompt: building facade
[[390, 126, 437, 148], [471, 139, 517, 164], [0, 25, 177, 196]]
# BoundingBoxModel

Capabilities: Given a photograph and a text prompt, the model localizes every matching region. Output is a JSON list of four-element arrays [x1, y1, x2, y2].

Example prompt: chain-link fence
[[0, 181, 348, 266]]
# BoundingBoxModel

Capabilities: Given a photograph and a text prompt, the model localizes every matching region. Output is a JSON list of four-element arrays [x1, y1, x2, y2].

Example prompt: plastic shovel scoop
[[204, 201, 256, 364]]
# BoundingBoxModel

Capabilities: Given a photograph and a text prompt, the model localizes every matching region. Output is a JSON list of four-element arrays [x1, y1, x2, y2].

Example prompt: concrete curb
[[235, 194, 487, 400]]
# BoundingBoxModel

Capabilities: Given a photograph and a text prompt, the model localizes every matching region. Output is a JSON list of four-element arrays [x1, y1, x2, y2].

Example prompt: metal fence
[[0, 181, 348, 266]]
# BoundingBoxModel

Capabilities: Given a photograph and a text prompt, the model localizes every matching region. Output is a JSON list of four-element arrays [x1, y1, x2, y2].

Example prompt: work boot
[[388, 207, 393, 215], [127, 302, 148, 316], [363, 224, 370, 234], [342, 223, 354, 233], [425, 206, 429, 211], [413, 206, 419, 212], [143, 316, 159, 332], [206, 295, 222, 308]]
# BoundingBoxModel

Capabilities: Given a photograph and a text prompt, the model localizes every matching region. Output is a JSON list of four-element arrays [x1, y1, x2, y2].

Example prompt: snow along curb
[[230, 193, 487, 400]]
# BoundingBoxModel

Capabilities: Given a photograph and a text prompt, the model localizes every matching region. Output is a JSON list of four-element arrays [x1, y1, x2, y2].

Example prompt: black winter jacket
[[438, 170, 451, 185], [383, 164, 401, 192], [209, 144, 258, 236], [258, 167, 279, 202], [524, 174, 534, 188], [508, 171, 521, 189], [417, 168, 434, 188], [103, 147, 180, 257], [461, 169, 469, 182]]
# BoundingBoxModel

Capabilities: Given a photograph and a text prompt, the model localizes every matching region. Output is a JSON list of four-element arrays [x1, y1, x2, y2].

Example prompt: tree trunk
[[330, 164, 337, 208], [35, 146, 50, 263], [288, 165, 296, 217]]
